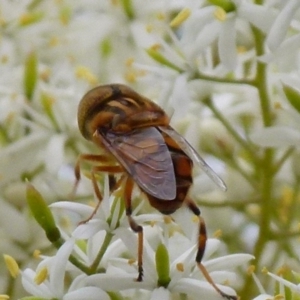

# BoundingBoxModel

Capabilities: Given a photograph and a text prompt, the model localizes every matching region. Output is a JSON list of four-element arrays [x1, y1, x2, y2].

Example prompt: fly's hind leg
[[185, 197, 237, 300], [123, 177, 144, 281]]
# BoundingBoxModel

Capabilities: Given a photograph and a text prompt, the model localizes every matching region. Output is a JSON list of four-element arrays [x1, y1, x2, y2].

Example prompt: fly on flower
[[73, 84, 236, 300]]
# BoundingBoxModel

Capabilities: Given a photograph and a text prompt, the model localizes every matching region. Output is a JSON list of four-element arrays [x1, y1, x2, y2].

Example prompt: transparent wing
[[101, 127, 176, 200], [159, 126, 227, 191]]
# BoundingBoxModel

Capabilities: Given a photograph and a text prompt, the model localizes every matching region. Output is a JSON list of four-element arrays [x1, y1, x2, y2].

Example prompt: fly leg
[[71, 153, 124, 224], [123, 177, 144, 281], [185, 197, 237, 300], [71, 153, 113, 198], [79, 165, 123, 224]]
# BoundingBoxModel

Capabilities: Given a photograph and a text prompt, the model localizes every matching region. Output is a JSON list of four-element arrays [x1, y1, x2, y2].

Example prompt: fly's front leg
[[185, 197, 237, 300], [79, 165, 124, 224], [108, 174, 117, 193], [70, 154, 113, 199]]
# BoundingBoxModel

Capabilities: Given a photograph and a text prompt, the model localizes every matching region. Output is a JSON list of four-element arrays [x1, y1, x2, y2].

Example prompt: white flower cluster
[[1, 0, 300, 299]]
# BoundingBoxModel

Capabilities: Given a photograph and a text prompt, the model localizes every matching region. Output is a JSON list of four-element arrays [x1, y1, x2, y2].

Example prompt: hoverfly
[[74, 84, 236, 300]]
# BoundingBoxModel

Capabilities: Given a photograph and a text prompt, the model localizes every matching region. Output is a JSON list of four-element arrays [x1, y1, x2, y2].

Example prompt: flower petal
[[50, 201, 95, 218], [0, 133, 47, 185], [259, 34, 300, 64], [172, 277, 236, 299], [266, 0, 300, 51], [64, 287, 110, 300], [268, 272, 300, 293], [250, 126, 300, 147], [0, 199, 30, 243], [50, 239, 75, 297], [85, 274, 151, 291], [218, 15, 237, 70], [45, 134, 66, 173], [114, 227, 157, 282], [204, 254, 254, 272], [238, 3, 275, 33], [72, 220, 109, 239], [21, 269, 52, 298], [181, 6, 216, 46], [194, 21, 221, 54], [252, 294, 275, 300], [150, 287, 170, 300], [169, 74, 190, 122]]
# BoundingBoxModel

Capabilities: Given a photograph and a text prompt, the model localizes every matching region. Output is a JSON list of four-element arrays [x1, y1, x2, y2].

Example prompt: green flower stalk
[[146, 47, 183, 72]]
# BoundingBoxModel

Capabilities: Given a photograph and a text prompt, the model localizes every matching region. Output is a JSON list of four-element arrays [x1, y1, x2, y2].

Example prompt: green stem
[[273, 147, 295, 175], [227, 159, 258, 189], [204, 98, 258, 162], [89, 231, 114, 273], [252, 22, 274, 257], [197, 197, 259, 208], [240, 24, 275, 299], [195, 71, 256, 86], [0, 124, 11, 144], [270, 229, 300, 240]]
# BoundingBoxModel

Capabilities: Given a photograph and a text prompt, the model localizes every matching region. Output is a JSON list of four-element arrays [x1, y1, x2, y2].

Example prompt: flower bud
[[282, 83, 300, 113], [24, 51, 38, 101], [26, 183, 60, 243], [3, 254, 19, 278], [155, 243, 171, 288]]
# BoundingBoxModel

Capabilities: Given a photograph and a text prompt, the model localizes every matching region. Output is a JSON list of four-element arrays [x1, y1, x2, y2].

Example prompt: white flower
[[84, 225, 253, 299], [259, 0, 300, 65], [250, 96, 300, 149], [266, 0, 300, 52], [3, 0, 296, 299], [21, 238, 110, 300], [50, 174, 253, 299], [172, 0, 275, 71], [251, 125, 300, 148], [50, 199, 164, 269], [268, 271, 300, 293]]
